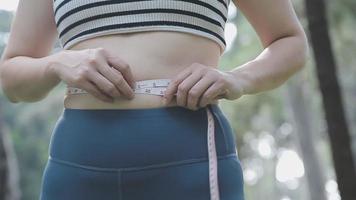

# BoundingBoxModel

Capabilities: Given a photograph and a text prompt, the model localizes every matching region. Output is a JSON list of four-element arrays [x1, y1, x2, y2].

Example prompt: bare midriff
[[63, 31, 222, 110]]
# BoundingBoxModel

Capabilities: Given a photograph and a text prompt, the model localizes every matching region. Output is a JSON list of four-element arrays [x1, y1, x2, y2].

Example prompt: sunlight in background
[[325, 179, 341, 200], [224, 3, 238, 52], [0, 0, 19, 11], [224, 22, 237, 52], [276, 149, 305, 190], [281, 197, 291, 200], [0, 0, 14, 45], [0, 33, 9, 45], [257, 132, 275, 159]]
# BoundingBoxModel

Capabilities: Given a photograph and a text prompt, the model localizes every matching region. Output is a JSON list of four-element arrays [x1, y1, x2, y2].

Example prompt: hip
[[47, 103, 238, 169]]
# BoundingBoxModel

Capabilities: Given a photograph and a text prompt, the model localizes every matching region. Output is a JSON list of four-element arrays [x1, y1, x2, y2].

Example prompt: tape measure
[[67, 79, 173, 96], [66, 78, 220, 200]]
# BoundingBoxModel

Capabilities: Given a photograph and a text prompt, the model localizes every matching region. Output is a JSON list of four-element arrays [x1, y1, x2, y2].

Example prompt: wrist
[[226, 67, 254, 95], [45, 51, 67, 84]]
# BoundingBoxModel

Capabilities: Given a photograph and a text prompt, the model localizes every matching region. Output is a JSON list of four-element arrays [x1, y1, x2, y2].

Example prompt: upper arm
[[231, 0, 306, 48], [1, 0, 58, 61]]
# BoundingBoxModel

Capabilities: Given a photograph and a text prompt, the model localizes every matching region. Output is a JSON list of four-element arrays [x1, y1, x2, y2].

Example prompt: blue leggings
[[39, 104, 245, 200]]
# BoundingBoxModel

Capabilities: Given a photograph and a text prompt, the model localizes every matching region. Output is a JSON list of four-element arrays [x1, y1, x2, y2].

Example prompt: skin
[[0, 0, 308, 111]]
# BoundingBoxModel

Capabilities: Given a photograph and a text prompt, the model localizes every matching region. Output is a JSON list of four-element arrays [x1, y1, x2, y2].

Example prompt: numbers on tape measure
[[67, 79, 173, 96]]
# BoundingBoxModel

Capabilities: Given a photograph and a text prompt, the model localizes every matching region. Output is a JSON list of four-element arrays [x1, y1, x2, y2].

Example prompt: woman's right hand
[[51, 47, 136, 103]]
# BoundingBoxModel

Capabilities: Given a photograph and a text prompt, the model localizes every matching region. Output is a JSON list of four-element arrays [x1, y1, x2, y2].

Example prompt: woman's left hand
[[163, 62, 245, 110]]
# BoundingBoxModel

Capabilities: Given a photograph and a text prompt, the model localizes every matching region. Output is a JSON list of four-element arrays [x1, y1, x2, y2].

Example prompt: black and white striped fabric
[[52, 0, 230, 53]]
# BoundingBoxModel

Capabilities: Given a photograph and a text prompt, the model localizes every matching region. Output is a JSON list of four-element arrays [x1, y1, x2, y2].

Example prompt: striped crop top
[[53, 0, 231, 53]]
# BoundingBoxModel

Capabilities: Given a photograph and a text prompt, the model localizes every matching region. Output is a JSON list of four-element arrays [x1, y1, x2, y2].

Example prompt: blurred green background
[[0, 1, 355, 200]]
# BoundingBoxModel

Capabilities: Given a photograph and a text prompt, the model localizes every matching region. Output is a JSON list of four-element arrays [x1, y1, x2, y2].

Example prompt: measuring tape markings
[[67, 79, 173, 96], [66, 79, 220, 200]]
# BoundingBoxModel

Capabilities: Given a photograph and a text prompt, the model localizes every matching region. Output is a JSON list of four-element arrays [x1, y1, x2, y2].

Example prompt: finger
[[187, 76, 215, 110], [97, 62, 134, 99], [110, 67, 135, 99], [80, 80, 114, 103], [87, 70, 121, 98], [164, 67, 193, 104], [95, 60, 123, 98], [199, 82, 226, 107], [176, 72, 203, 108], [103, 50, 136, 89]]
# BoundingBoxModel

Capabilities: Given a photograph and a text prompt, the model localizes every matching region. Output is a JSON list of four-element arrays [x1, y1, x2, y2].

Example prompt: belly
[[63, 31, 222, 109]]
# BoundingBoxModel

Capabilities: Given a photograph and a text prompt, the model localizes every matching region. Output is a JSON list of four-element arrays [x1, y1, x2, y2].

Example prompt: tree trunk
[[305, 0, 356, 199], [0, 104, 21, 200], [283, 76, 327, 200], [0, 126, 8, 200]]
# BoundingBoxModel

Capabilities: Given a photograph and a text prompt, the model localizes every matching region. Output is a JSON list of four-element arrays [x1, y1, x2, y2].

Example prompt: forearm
[[0, 52, 63, 103], [228, 34, 309, 95]]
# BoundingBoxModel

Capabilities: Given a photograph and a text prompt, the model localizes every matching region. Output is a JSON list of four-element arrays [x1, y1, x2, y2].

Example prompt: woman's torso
[[63, 31, 222, 109]]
